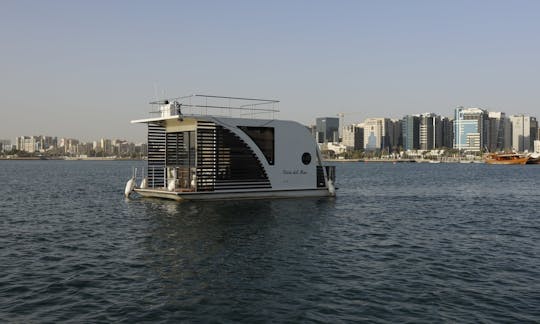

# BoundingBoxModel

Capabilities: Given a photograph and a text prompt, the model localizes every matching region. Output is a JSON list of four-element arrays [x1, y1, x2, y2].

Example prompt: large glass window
[[166, 131, 196, 190], [238, 126, 275, 165]]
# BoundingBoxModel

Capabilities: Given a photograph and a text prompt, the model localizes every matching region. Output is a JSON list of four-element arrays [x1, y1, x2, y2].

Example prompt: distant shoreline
[[2, 157, 483, 164], [323, 158, 484, 163]]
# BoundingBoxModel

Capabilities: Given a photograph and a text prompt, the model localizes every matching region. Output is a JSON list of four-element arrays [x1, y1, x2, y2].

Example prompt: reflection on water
[[140, 198, 336, 302]]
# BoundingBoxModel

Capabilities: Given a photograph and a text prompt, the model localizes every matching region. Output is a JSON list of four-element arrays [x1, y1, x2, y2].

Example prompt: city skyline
[[1, 134, 145, 158], [2, 1, 540, 142], [4, 107, 537, 156], [2, 107, 537, 145]]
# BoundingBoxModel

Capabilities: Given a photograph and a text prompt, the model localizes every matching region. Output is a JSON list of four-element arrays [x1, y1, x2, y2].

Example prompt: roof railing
[[149, 94, 280, 120]]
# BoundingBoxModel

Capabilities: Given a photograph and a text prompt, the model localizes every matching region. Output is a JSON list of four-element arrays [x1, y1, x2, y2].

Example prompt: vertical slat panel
[[197, 121, 217, 191], [147, 123, 165, 188]]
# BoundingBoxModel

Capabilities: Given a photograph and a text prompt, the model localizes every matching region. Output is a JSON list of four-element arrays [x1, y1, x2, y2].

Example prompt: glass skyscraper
[[402, 115, 419, 151], [315, 117, 339, 143], [454, 107, 488, 152]]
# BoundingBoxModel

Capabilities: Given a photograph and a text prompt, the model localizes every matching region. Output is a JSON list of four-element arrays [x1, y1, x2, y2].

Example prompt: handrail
[[147, 94, 280, 120]]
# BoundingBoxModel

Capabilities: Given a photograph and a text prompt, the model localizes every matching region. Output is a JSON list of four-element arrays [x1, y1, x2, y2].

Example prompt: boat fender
[[327, 180, 336, 196], [140, 177, 148, 189], [167, 179, 176, 191], [190, 173, 197, 188], [124, 177, 136, 198]]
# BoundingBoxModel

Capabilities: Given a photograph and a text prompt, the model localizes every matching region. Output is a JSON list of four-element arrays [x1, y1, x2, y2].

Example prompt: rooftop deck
[[148, 94, 280, 120]]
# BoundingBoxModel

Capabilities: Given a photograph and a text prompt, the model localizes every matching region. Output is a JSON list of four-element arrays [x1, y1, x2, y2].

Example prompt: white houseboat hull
[[134, 187, 333, 201]]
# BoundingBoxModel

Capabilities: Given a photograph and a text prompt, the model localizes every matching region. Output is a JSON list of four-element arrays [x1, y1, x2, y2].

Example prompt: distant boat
[[485, 152, 529, 165], [526, 152, 540, 164]]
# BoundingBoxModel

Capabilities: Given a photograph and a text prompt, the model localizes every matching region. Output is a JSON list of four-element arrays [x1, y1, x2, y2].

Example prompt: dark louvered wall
[[197, 121, 218, 191], [214, 125, 271, 190], [147, 123, 166, 188], [196, 122, 271, 191], [146, 120, 271, 191]]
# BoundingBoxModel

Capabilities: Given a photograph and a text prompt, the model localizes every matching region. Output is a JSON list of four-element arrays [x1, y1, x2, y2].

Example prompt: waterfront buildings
[[16, 136, 37, 153], [326, 142, 348, 155], [360, 118, 401, 151], [62, 138, 80, 155], [101, 138, 113, 155], [8, 134, 145, 158], [487, 112, 511, 152], [441, 117, 453, 148], [311, 107, 539, 156], [362, 118, 392, 151], [389, 119, 403, 151], [0, 139, 11, 152], [402, 115, 420, 151], [315, 117, 339, 143], [509, 115, 538, 152], [386, 119, 401, 151], [342, 124, 364, 150], [453, 107, 489, 152], [16, 136, 58, 153], [401, 113, 449, 151], [419, 113, 442, 150]]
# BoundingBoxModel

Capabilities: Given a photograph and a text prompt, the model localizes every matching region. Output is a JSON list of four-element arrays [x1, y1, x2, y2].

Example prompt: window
[[238, 126, 275, 165], [302, 152, 311, 165]]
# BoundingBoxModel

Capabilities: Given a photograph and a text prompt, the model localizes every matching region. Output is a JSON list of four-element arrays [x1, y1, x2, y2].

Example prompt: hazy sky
[[1, 0, 539, 142]]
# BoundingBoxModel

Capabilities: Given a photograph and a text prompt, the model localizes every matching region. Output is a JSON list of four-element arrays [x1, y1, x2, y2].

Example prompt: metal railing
[[149, 94, 280, 120]]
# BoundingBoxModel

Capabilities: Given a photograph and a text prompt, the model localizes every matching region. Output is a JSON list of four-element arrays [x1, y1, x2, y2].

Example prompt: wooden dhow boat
[[485, 152, 529, 165]]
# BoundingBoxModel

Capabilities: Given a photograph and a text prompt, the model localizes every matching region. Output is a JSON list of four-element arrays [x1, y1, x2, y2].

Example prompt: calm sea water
[[1, 160, 539, 323]]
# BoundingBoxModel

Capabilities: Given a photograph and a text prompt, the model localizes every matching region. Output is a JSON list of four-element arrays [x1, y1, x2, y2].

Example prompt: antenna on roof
[[153, 82, 159, 103]]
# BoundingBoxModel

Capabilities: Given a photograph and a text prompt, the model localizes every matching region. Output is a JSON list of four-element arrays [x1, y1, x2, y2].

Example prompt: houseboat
[[125, 95, 336, 200]]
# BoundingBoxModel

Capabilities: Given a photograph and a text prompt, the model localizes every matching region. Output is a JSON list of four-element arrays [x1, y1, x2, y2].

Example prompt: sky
[[1, 0, 539, 142]]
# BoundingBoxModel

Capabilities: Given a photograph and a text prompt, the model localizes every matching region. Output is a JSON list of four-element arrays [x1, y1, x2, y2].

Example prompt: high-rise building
[[342, 124, 364, 150], [315, 117, 339, 143], [487, 112, 511, 152], [16, 136, 37, 153], [386, 119, 402, 152], [34, 136, 56, 152], [101, 138, 113, 155], [0, 139, 11, 152], [441, 117, 453, 148], [66, 139, 80, 155], [419, 113, 442, 150], [454, 107, 488, 152], [510, 115, 537, 152], [402, 115, 420, 151], [362, 118, 389, 151], [387, 119, 402, 151], [531, 117, 538, 149], [93, 141, 101, 151]]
